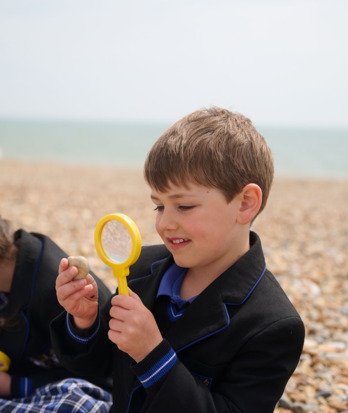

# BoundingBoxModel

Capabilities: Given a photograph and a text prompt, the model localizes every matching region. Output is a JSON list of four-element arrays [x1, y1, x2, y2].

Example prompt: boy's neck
[[181, 235, 250, 300]]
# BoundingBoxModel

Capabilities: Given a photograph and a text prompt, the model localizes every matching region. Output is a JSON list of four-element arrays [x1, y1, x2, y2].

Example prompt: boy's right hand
[[56, 258, 99, 330]]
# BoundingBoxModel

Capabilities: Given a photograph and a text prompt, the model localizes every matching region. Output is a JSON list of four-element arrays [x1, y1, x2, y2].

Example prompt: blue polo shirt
[[156, 263, 196, 321]]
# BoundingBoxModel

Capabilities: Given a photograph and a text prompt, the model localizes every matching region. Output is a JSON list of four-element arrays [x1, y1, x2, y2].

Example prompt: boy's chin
[[171, 254, 192, 269]]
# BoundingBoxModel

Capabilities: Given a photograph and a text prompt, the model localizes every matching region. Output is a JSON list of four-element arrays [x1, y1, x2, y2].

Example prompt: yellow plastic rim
[[94, 213, 142, 295]]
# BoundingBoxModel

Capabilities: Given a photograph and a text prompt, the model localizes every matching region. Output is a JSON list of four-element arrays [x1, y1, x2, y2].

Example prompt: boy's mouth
[[167, 237, 190, 249], [172, 238, 186, 244]]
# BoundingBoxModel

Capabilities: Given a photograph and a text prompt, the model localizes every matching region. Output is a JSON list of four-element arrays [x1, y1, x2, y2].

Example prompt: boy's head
[[144, 107, 274, 216]]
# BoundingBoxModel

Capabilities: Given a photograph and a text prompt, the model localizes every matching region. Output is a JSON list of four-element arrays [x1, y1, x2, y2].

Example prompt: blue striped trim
[[66, 313, 100, 344], [30, 238, 44, 299], [225, 265, 267, 306], [168, 302, 184, 321], [19, 311, 30, 360], [138, 348, 177, 388], [20, 377, 32, 397], [127, 384, 142, 413]]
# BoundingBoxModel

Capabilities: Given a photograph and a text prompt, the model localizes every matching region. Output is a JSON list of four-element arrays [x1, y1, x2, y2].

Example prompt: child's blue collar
[[157, 263, 196, 308]]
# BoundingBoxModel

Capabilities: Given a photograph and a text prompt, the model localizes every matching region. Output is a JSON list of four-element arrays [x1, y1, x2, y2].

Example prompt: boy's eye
[[178, 205, 194, 211], [153, 205, 194, 212]]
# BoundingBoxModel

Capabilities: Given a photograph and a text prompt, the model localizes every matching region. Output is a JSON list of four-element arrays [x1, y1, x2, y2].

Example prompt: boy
[[0, 217, 112, 399], [52, 107, 305, 412]]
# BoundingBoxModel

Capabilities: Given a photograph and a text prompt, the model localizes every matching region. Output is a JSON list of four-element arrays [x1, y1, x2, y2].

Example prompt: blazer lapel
[[129, 232, 266, 354], [165, 287, 229, 352]]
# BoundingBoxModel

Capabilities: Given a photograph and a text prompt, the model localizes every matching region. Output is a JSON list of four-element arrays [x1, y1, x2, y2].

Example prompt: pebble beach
[[1, 158, 347, 412]]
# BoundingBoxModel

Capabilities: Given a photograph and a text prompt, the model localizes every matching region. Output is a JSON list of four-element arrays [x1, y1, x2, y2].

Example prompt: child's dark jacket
[[0, 229, 111, 397], [51, 232, 305, 413]]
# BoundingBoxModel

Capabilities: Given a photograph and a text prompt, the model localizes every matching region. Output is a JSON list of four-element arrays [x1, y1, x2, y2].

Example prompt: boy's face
[[150, 181, 247, 278]]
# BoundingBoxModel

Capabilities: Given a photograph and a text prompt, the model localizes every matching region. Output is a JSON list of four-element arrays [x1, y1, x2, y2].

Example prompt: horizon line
[[1, 116, 348, 130]]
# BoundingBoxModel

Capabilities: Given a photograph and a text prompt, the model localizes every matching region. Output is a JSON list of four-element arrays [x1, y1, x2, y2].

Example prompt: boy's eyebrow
[[150, 193, 195, 201]]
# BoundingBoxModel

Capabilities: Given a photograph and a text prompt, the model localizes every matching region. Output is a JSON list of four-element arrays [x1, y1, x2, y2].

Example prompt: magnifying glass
[[94, 213, 142, 295]]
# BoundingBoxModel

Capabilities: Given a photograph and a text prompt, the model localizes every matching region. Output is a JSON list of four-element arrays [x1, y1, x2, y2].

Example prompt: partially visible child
[[0, 216, 112, 398]]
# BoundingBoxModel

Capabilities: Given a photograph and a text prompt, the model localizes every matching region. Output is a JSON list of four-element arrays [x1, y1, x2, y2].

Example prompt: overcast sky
[[0, 0, 347, 126]]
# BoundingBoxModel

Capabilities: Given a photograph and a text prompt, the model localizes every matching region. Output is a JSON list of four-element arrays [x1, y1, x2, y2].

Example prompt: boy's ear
[[237, 183, 262, 225]]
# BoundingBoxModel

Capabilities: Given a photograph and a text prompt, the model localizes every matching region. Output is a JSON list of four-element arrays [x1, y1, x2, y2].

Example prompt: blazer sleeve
[[138, 316, 305, 413], [50, 298, 114, 381]]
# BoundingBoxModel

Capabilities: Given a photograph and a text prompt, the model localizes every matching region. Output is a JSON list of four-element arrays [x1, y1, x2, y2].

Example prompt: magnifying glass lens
[[101, 220, 133, 264]]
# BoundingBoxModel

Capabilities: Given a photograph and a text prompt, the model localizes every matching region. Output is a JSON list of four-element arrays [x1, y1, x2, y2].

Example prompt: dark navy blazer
[[51, 232, 305, 413]]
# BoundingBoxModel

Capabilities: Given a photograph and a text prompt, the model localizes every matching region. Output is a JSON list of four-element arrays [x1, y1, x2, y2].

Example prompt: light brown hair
[[144, 107, 274, 215], [0, 217, 16, 261]]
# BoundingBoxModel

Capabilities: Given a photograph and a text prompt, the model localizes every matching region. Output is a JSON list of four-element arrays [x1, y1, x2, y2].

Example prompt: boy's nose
[[156, 210, 178, 232]]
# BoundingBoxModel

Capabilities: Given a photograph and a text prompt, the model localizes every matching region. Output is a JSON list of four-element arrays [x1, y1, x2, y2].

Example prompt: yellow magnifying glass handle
[[117, 276, 129, 296]]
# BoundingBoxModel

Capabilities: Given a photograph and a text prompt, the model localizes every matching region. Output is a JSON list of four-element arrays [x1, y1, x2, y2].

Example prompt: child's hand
[[109, 290, 163, 363], [56, 258, 99, 329], [0, 372, 11, 397]]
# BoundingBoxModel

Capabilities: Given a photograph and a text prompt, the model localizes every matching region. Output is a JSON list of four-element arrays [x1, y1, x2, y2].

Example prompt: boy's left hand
[[109, 290, 163, 363]]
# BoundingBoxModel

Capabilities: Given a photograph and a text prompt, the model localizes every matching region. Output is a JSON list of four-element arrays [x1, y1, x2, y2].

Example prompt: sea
[[0, 119, 347, 179]]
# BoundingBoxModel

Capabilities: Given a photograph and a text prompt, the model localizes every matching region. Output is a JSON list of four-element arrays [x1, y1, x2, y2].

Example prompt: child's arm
[[51, 258, 114, 379], [130, 316, 304, 412]]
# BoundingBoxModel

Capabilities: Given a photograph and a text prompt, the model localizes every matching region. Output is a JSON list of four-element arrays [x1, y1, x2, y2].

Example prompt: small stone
[[340, 307, 348, 316], [278, 396, 293, 409], [68, 256, 90, 280], [316, 389, 332, 399], [292, 403, 308, 413], [318, 341, 346, 352]]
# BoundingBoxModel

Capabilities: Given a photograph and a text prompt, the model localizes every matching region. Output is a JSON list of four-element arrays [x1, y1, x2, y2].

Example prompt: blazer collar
[[130, 231, 266, 351], [217, 231, 266, 304]]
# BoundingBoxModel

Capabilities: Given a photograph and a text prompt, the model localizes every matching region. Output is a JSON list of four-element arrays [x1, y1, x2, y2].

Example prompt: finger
[[57, 278, 88, 302], [59, 285, 95, 311], [85, 273, 97, 287], [66, 284, 94, 303], [111, 295, 135, 310], [58, 258, 69, 274], [108, 329, 122, 346], [80, 283, 97, 300], [109, 318, 124, 332], [109, 305, 129, 321], [56, 265, 79, 288]]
